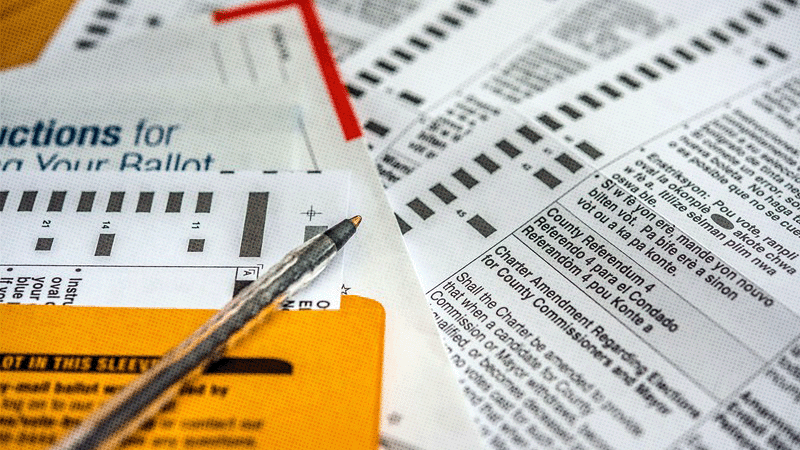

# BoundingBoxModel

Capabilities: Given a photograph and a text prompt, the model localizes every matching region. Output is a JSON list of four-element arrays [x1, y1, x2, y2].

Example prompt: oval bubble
[[711, 213, 734, 230]]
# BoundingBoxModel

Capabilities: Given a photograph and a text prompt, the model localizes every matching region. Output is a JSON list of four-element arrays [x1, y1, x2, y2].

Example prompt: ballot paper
[[343, 0, 800, 448], [0, 3, 482, 450]]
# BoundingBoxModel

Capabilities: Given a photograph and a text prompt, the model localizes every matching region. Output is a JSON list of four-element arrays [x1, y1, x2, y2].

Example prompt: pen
[[49, 216, 362, 450]]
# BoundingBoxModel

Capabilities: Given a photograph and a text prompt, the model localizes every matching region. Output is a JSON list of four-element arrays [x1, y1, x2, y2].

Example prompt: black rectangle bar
[[576, 141, 603, 159], [392, 48, 414, 61], [762, 2, 781, 15], [77, 192, 96, 212], [517, 125, 543, 144], [346, 84, 364, 98], [691, 38, 714, 53], [47, 191, 66, 212], [399, 91, 424, 105], [474, 153, 500, 173], [578, 93, 603, 109], [18, 191, 37, 212], [467, 214, 496, 238], [617, 74, 641, 89], [752, 56, 768, 67], [233, 280, 253, 297], [408, 36, 430, 50], [358, 71, 381, 84], [75, 40, 96, 50], [440, 14, 461, 27], [95, 234, 115, 256], [457, 3, 476, 15], [136, 192, 154, 213], [781, 0, 796, 6], [558, 103, 583, 119], [744, 10, 765, 25], [304, 225, 327, 241], [364, 120, 390, 137], [674, 47, 696, 62], [636, 65, 659, 80], [766, 44, 788, 59], [395, 214, 412, 234], [196, 192, 213, 213], [430, 183, 456, 204], [452, 168, 478, 189], [187, 239, 205, 252], [36, 238, 53, 251], [534, 169, 561, 189], [408, 198, 434, 220], [709, 29, 730, 44], [166, 192, 183, 213], [424, 25, 446, 38], [496, 140, 521, 158], [537, 113, 563, 131], [655, 56, 678, 71], [97, 9, 117, 20], [555, 153, 583, 173], [375, 59, 397, 73], [598, 83, 622, 98], [0, 191, 7, 211], [86, 24, 108, 35], [239, 192, 269, 257], [106, 192, 124, 212], [727, 19, 748, 34]]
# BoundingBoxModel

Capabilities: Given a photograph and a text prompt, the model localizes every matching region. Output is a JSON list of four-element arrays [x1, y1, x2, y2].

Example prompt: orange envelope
[[0, 295, 384, 449], [0, 0, 79, 70]]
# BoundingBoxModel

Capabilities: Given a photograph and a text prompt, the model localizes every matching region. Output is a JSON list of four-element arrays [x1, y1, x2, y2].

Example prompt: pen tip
[[350, 216, 362, 228]]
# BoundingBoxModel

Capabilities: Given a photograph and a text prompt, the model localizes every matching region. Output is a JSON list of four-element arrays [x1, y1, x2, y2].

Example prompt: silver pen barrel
[[50, 216, 360, 450]]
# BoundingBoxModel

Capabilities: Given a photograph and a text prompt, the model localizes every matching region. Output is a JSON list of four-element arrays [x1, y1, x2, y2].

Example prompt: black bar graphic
[[555, 153, 583, 173], [576, 141, 603, 159], [744, 10, 765, 25], [452, 168, 478, 189], [558, 103, 583, 120], [0, 191, 7, 211], [709, 29, 730, 44], [96, 10, 117, 20], [233, 280, 252, 297], [205, 358, 292, 375], [395, 214, 412, 234], [673, 47, 696, 62], [75, 40, 96, 50], [18, 191, 37, 212], [106, 192, 125, 212], [392, 48, 414, 61], [408, 198, 434, 220], [752, 56, 768, 67], [424, 25, 446, 39], [36, 238, 53, 251], [598, 83, 622, 98], [457, 3, 476, 15], [761, 2, 781, 15], [474, 153, 500, 174], [537, 114, 563, 131], [136, 192, 154, 213], [578, 93, 603, 109], [187, 239, 205, 252], [617, 74, 641, 89], [727, 20, 748, 34], [346, 84, 364, 98], [534, 169, 561, 189], [196, 192, 213, 213], [517, 125, 542, 144], [86, 24, 109, 35], [690, 38, 714, 53], [496, 140, 521, 158], [467, 215, 496, 238], [364, 120, 390, 137], [399, 91, 424, 105], [766, 44, 788, 59], [107, 0, 128, 5], [408, 36, 430, 50], [375, 59, 398, 73], [95, 234, 115, 257], [655, 56, 678, 71], [636, 65, 659, 80], [166, 192, 183, 213], [239, 192, 269, 257], [440, 14, 461, 27], [304, 225, 327, 241], [358, 71, 381, 84], [78, 192, 96, 212], [47, 191, 66, 212], [430, 183, 457, 204]]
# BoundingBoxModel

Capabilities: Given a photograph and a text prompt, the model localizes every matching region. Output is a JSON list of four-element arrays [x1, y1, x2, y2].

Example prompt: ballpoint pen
[[49, 216, 362, 450]]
